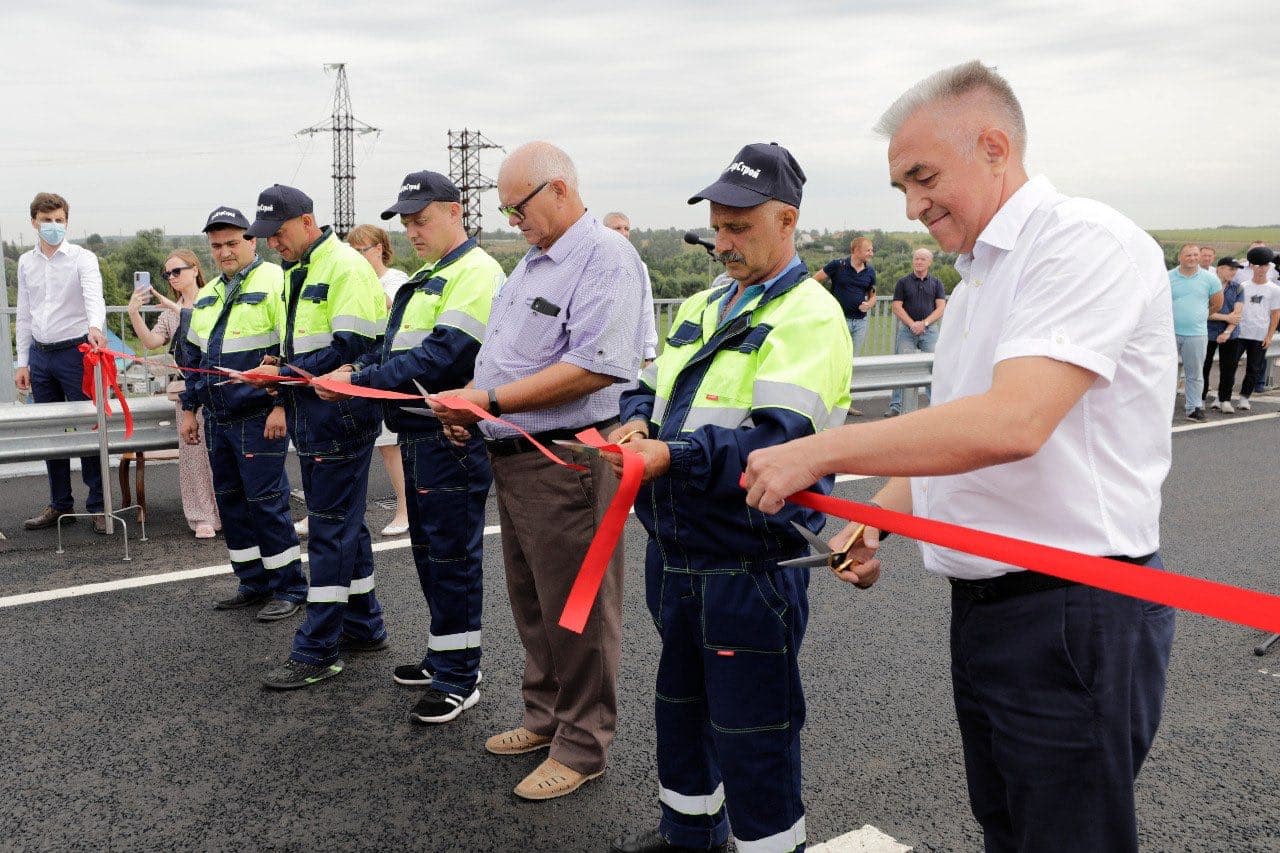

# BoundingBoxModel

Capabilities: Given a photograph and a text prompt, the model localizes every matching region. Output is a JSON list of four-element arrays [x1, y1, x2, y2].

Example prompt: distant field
[[1147, 227, 1280, 250]]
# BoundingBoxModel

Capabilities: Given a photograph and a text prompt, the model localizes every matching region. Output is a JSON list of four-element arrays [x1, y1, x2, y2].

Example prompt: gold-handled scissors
[[778, 520, 866, 574]]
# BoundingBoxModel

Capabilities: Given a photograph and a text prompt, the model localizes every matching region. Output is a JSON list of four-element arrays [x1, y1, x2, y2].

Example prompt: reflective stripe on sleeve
[[187, 331, 209, 350], [330, 314, 384, 337], [639, 362, 658, 388], [261, 544, 301, 570], [227, 545, 261, 563], [658, 783, 726, 816], [682, 406, 750, 431], [426, 629, 483, 651], [436, 309, 486, 342], [390, 329, 430, 351], [735, 816, 805, 853], [350, 575, 376, 596], [752, 379, 828, 427], [652, 395, 669, 425], [308, 585, 349, 603], [826, 405, 849, 431], [220, 330, 280, 354], [290, 332, 332, 354]]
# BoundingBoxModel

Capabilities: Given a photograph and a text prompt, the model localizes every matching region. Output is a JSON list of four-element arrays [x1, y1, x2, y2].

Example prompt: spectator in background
[[1234, 246, 1280, 410], [814, 236, 876, 416], [126, 249, 220, 537], [15, 192, 110, 534], [1204, 257, 1245, 413], [1169, 243, 1222, 421], [1234, 241, 1278, 284], [603, 211, 659, 364], [886, 247, 946, 417], [1199, 245, 1215, 272], [347, 224, 409, 537]]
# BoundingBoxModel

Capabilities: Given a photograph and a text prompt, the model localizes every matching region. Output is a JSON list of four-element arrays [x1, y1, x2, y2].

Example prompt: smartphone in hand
[[133, 271, 152, 292]]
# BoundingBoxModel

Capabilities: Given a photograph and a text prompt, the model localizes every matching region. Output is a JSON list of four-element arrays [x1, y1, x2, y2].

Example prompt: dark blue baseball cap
[[381, 171, 461, 220], [201, 205, 251, 233], [244, 184, 314, 238], [688, 142, 805, 208]]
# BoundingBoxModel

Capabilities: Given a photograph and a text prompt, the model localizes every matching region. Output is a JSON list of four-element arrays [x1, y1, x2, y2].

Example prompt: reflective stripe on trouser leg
[[649, 547, 730, 851], [208, 418, 268, 595], [290, 442, 385, 666], [403, 431, 491, 695], [230, 413, 306, 603]]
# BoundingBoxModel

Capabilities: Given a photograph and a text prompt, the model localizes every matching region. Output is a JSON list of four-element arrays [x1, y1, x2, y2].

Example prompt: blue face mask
[[38, 222, 67, 246]]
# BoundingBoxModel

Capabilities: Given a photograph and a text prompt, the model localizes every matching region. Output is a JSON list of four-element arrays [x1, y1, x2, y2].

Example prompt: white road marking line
[[1171, 412, 1279, 432], [810, 825, 913, 852], [2, 477, 878, 609]]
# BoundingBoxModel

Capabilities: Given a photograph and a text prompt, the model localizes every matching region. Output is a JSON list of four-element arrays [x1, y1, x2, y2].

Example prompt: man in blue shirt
[[1204, 257, 1244, 412], [814, 235, 876, 355], [1169, 243, 1223, 421]]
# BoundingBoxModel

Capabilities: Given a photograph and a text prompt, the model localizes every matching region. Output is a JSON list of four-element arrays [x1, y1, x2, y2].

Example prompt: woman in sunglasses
[[127, 249, 221, 539]]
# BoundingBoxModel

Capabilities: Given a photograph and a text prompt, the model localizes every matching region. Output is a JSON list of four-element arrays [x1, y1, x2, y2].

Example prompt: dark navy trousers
[[206, 412, 306, 602], [646, 544, 810, 852], [29, 343, 103, 512], [950, 559, 1176, 853], [290, 441, 386, 666], [400, 429, 491, 696]]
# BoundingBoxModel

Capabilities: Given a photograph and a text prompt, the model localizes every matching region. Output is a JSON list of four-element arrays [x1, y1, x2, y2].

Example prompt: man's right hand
[[829, 522, 882, 589], [179, 410, 201, 445], [15, 367, 30, 392], [607, 420, 649, 445]]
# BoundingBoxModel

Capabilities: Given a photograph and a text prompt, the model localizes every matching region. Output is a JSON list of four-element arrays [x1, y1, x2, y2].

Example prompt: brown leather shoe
[[485, 726, 552, 756], [24, 506, 72, 531], [93, 515, 109, 534], [513, 757, 603, 801]]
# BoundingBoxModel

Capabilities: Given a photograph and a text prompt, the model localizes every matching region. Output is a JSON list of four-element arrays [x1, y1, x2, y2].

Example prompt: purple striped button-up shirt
[[474, 212, 646, 438]]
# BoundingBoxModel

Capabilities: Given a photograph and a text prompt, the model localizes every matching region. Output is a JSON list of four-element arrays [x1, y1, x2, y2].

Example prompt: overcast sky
[[2, 0, 1277, 245]]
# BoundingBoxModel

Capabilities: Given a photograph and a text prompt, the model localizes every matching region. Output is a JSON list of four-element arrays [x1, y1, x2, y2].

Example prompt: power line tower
[[298, 63, 379, 239], [447, 129, 503, 240]]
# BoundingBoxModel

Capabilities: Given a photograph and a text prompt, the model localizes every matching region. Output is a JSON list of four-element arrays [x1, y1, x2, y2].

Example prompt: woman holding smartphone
[[127, 249, 221, 538]]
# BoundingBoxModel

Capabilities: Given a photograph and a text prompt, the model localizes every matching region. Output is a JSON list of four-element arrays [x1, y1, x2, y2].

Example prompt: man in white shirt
[[743, 61, 1175, 852], [603, 211, 659, 364], [1233, 241, 1278, 284], [15, 193, 109, 532]]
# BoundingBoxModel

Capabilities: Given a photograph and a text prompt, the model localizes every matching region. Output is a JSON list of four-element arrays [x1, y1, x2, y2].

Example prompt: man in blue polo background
[[608, 142, 852, 853], [241, 184, 389, 690], [317, 171, 504, 723]]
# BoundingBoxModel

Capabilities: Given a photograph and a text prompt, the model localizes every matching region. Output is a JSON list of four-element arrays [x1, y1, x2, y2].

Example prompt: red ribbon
[[79, 344, 133, 438], [779, 486, 1280, 634]]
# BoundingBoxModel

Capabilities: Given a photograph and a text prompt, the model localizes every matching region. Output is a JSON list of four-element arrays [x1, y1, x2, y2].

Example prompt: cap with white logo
[[201, 206, 251, 233], [688, 142, 806, 209], [381, 170, 461, 220], [244, 185, 314, 238]]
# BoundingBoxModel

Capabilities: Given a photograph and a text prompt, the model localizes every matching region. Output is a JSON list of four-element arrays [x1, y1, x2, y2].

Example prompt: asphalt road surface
[[1, 396, 1277, 852]]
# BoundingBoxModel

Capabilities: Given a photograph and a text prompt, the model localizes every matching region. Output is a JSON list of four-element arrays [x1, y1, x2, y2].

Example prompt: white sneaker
[[1237, 397, 1252, 411], [1209, 399, 1222, 411], [1205, 394, 1218, 408], [1219, 401, 1235, 414], [294, 517, 309, 537]]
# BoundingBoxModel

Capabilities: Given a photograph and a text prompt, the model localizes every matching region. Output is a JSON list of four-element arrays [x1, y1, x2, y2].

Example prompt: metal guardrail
[[0, 396, 178, 464], [850, 353, 933, 393]]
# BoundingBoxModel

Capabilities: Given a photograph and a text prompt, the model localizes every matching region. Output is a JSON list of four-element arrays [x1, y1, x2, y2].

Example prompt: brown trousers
[[489, 443, 624, 775]]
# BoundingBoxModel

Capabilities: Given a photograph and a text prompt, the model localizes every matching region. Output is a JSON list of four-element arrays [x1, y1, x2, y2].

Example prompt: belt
[[948, 552, 1157, 603], [32, 335, 88, 352], [485, 419, 617, 457]]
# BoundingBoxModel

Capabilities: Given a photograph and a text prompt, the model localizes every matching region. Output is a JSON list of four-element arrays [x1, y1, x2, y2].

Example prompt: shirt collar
[[971, 175, 1055, 254], [716, 254, 803, 323], [528, 211, 594, 265]]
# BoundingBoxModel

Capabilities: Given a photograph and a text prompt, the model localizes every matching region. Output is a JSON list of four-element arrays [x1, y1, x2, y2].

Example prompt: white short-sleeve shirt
[[911, 176, 1175, 580]]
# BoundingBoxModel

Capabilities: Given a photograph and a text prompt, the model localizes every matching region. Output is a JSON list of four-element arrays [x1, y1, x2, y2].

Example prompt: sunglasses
[[162, 266, 193, 279], [498, 182, 549, 223]]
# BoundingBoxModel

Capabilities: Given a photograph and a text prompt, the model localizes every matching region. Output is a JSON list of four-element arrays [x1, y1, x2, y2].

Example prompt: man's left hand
[[315, 368, 352, 402], [743, 439, 824, 515], [431, 387, 488, 426], [241, 361, 280, 389], [264, 407, 287, 440], [1265, 335, 1275, 351], [602, 438, 670, 482], [87, 327, 107, 349]]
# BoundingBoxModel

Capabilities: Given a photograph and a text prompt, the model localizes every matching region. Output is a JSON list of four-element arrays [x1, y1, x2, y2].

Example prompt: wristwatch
[[487, 388, 502, 417]]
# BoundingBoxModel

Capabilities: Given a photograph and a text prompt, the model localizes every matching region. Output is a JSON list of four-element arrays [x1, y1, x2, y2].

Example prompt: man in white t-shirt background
[[1233, 246, 1280, 410]]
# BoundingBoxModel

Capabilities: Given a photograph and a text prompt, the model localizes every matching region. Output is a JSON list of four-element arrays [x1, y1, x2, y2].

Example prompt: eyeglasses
[[162, 266, 193, 279], [351, 244, 378, 254], [498, 182, 549, 223]]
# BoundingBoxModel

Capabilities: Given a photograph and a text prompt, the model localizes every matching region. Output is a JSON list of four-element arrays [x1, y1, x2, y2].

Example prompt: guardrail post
[[94, 360, 115, 535]]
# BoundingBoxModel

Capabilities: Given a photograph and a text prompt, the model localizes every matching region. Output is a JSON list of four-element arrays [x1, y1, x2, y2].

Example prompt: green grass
[[1148, 227, 1280, 251]]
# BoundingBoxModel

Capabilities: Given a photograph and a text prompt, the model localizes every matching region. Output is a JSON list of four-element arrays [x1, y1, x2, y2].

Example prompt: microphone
[[683, 230, 717, 258]]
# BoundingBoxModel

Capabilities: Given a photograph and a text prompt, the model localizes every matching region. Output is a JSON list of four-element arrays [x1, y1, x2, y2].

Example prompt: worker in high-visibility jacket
[[607, 144, 852, 853], [181, 205, 306, 622], [317, 171, 504, 723], [241, 184, 389, 691]]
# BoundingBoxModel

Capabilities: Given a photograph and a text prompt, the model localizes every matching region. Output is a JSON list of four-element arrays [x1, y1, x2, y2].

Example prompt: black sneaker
[[393, 665, 484, 687], [1187, 408, 1207, 422], [214, 589, 271, 610], [261, 658, 344, 690], [339, 634, 389, 652], [410, 686, 479, 724]]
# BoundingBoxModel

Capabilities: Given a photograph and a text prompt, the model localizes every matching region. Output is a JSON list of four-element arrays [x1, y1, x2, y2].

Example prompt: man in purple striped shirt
[[433, 140, 646, 801]]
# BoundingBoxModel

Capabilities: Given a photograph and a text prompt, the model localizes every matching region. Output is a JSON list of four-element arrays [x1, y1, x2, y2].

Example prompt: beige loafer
[[513, 757, 603, 801], [485, 726, 552, 756]]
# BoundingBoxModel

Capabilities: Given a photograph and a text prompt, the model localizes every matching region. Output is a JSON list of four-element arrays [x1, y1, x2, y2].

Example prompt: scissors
[[397, 378, 439, 418], [778, 520, 866, 574]]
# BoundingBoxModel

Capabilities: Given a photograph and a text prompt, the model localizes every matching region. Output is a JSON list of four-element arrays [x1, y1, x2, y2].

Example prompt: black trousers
[[950, 561, 1175, 853], [1203, 337, 1244, 402], [1240, 339, 1267, 398]]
